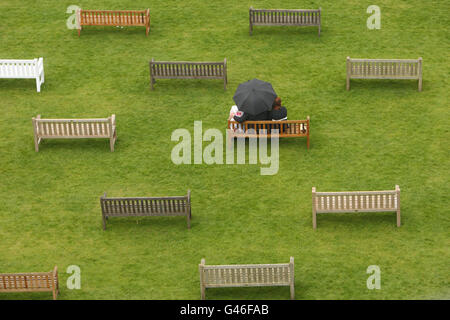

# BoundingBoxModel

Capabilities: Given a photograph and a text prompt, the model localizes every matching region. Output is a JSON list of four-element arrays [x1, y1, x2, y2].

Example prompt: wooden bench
[[76, 9, 150, 36], [249, 7, 321, 36], [346, 57, 423, 91], [199, 257, 295, 300], [0, 58, 44, 92], [312, 185, 401, 229], [149, 58, 227, 90], [0, 266, 59, 300], [100, 190, 191, 229], [32, 115, 117, 152], [228, 117, 310, 149]]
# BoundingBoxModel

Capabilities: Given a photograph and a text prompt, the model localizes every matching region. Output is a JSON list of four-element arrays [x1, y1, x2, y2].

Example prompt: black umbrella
[[233, 79, 277, 116]]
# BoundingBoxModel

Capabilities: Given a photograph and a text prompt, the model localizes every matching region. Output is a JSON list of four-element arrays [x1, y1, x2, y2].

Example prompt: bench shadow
[[348, 79, 421, 92], [74, 27, 148, 38], [0, 79, 38, 91], [151, 79, 227, 92], [104, 216, 190, 232], [316, 212, 398, 229], [36, 139, 114, 153], [250, 26, 320, 37], [203, 286, 293, 300]]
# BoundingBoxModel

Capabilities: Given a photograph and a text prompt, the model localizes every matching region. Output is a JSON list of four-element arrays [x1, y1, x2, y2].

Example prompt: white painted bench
[[0, 58, 45, 92], [312, 185, 401, 229], [32, 115, 117, 152], [346, 57, 423, 91], [199, 257, 295, 300]]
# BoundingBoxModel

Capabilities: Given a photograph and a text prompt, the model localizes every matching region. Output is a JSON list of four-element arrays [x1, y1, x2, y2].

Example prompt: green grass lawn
[[0, 0, 449, 300]]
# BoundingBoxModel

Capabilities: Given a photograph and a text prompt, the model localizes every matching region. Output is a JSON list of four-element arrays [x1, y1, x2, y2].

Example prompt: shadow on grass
[[249, 26, 320, 38], [149, 79, 227, 92], [202, 286, 294, 300], [0, 79, 38, 91], [103, 216, 191, 232], [347, 79, 422, 92], [35, 139, 116, 153], [314, 212, 399, 229]]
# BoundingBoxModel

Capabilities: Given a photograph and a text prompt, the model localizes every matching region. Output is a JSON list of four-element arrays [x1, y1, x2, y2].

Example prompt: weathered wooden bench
[[32, 114, 117, 152], [249, 7, 321, 36], [0, 266, 59, 300], [0, 58, 44, 92], [76, 9, 150, 36], [149, 58, 227, 90], [100, 190, 192, 229], [199, 257, 295, 300], [312, 185, 401, 229], [228, 117, 310, 149], [346, 57, 423, 91]]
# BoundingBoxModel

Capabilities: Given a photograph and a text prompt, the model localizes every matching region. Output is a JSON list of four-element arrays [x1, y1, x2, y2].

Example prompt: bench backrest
[[199, 257, 294, 288], [228, 118, 309, 137], [312, 185, 400, 213], [250, 7, 321, 25], [100, 191, 191, 217], [150, 59, 227, 79], [347, 57, 422, 79], [0, 266, 58, 292], [77, 9, 149, 26], [33, 115, 115, 138], [0, 58, 43, 79]]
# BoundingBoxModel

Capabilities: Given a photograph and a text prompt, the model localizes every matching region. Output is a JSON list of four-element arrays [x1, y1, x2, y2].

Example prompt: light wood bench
[[32, 115, 117, 152], [100, 190, 192, 229], [249, 7, 321, 36], [228, 117, 310, 149], [76, 9, 150, 36], [312, 185, 401, 229], [346, 57, 423, 91], [199, 257, 295, 300], [149, 58, 227, 90], [0, 58, 44, 92], [0, 266, 59, 300]]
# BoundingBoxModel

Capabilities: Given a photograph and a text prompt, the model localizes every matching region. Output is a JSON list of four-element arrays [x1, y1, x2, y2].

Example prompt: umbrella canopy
[[233, 79, 277, 116]]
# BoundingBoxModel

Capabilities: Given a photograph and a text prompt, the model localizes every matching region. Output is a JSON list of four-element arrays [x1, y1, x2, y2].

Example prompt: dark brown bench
[[249, 7, 321, 36], [149, 58, 227, 90], [100, 190, 192, 229]]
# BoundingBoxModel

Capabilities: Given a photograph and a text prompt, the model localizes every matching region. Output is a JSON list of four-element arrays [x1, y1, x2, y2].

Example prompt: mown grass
[[0, 0, 448, 299]]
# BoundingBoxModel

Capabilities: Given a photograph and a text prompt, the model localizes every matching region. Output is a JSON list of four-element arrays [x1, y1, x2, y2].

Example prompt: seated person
[[270, 97, 288, 133], [233, 108, 271, 133]]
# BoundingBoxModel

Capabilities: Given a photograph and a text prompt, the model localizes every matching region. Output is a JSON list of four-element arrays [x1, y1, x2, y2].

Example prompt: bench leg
[[346, 76, 350, 91], [418, 78, 422, 92], [78, 28, 81, 37], [102, 215, 107, 230], [110, 130, 116, 152], [397, 210, 401, 227], [53, 288, 58, 300], [187, 214, 191, 229], [34, 137, 41, 152], [312, 210, 317, 229], [36, 78, 41, 92], [318, 25, 321, 37], [290, 283, 295, 300], [201, 286, 206, 300]]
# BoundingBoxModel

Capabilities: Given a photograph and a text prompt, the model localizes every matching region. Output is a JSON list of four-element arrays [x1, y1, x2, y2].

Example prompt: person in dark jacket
[[270, 97, 288, 133]]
